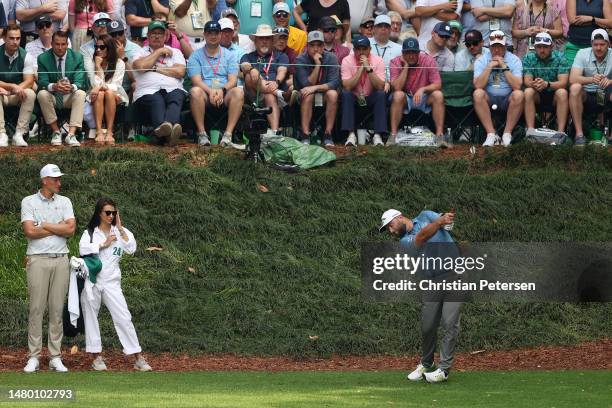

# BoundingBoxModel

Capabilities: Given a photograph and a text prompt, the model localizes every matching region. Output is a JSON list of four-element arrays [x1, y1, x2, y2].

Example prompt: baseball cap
[[374, 14, 391, 26], [449, 20, 463, 32], [591, 28, 610, 42], [534, 32, 553, 46], [40, 164, 65, 179], [352, 34, 370, 48], [148, 20, 167, 32], [92, 12, 111, 24], [307, 30, 324, 43], [273, 26, 289, 36], [433, 22, 452, 37], [107, 20, 124, 34], [379, 209, 402, 232], [221, 8, 239, 19], [319, 16, 337, 30], [219, 18, 234, 31], [35, 14, 52, 27], [402, 37, 420, 52], [464, 29, 483, 44], [273, 2, 290, 15], [204, 21, 222, 32], [360, 16, 375, 26], [489, 30, 506, 46], [330, 15, 342, 27]]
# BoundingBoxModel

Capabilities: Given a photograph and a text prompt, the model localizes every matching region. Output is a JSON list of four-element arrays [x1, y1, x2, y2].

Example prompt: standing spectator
[[272, 2, 306, 54], [188, 20, 244, 146], [415, 0, 460, 50], [37, 31, 87, 147], [293, 0, 351, 44], [425, 21, 454, 71], [472, 30, 523, 147], [460, 0, 477, 38], [522, 32, 569, 137], [68, 0, 115, 51], [125, 0, 169, 45], [389, 37, 445, 143], [511, 0, 563, 59], [21, 163, 76, 373], [568, 29, 611, 146], [340, 35, 387, 146], [370, 14, 402, 83], [319, 16, 349, 63], [453, 28, 485, 70], [565, 0, 611, 65], [16, 0, 68, 43], [0, 25, 36, 147], [469, 0, 515, 47], [132, 21, 187, 145], [221, 7, 254, 52], [143, 13, 193, 58], [229, 0, 275, 36], [386, 0, 420, 39], [294, 30, 340, 146], [169, 0, 212, 50], [358, 15, 375, 38]]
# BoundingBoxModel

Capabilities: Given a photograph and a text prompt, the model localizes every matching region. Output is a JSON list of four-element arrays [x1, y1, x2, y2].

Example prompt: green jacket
[[37, 48, 88, 91]]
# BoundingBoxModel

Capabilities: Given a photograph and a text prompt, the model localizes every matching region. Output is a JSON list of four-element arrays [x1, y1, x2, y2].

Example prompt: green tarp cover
[[261, 136, 336, 170]]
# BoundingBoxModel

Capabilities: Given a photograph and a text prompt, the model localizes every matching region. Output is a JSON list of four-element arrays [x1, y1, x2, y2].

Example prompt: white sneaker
[[345, 132, 357, 146], [23, 357, 39, 373], [220, 134, 232, 147], [372, 133, 384, 146], [0, 132, 8, 147], [482, 133, 500, 147], [198, 132, 211, 146], [92, 356, 107, 371], [12, 132, 28, 147], [502, 133, 512, 147], [88, 128, 97, 139], [49, 357, 68, 372], [276, 90, 288, 109], [50, 132, 62, 146], [386, 134, 396, 146], [424, 368, 448, 383], [407, 363, 428, 381], [134, 357, 152, 372], [28, 122, 38, 139], [65, 134, 80, 147]]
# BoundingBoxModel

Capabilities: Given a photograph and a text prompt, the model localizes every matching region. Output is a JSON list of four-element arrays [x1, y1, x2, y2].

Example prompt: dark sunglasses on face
[[323, 28, 337, 33], [37, 22, 52, 29], [275, 12, 289, 18], [361, 23, 374, 29], [466, 41, 480, 47], [104, 210, 117, 216], [94, 44, 107, 50]]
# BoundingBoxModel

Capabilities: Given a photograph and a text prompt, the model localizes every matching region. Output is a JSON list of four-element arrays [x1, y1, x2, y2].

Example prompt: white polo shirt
[[132, 45, 186, 102]]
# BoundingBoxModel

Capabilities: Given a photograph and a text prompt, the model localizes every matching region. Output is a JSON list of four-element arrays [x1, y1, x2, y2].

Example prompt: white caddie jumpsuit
[[78, 226, 142, 355]]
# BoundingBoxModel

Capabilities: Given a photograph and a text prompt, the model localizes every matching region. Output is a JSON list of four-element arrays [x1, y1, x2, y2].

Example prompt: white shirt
[[369, 38, 402, 80], [79, 225, 136, 284], [15, 0, 69, 33], [25, 37, 71, 75], [238, 34, 255, 53], [4, 49, 36, 75], [132, 45, 186, 101], [416, 0, 463, 49]]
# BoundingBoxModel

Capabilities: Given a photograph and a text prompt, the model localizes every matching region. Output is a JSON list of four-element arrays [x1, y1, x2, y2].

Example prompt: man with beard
[[425, 22, 454, 71], [319, 16, 349, 64]]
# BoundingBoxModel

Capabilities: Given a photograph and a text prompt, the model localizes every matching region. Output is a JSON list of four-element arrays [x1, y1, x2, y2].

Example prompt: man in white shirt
[[16, 0, 68, 41], [369, 14, 402, 83], [415, 0, 460, 49]]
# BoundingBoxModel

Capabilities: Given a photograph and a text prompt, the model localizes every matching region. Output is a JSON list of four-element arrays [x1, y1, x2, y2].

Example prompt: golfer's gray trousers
[[420, 301, 462, 371]]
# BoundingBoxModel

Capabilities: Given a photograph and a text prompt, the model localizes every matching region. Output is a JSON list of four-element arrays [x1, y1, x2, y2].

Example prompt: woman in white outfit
[[79, 198, 151, 371]]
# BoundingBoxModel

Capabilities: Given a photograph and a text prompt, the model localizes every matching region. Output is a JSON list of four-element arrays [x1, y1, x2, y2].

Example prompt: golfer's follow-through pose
[[79, 198, 151, 372], [379, 208, 462, 383]]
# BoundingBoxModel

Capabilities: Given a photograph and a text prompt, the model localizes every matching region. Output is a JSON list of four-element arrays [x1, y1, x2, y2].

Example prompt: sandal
[[105, 129, 115, 145], [95, 129, 106, 144]]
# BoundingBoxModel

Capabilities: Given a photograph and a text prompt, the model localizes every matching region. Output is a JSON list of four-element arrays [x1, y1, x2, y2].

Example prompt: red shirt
[[389, 52, 440, 95]]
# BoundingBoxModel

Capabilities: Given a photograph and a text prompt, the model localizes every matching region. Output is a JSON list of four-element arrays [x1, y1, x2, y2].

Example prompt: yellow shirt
[[288, 26, 307, 55], [169, 0, 211, 39]]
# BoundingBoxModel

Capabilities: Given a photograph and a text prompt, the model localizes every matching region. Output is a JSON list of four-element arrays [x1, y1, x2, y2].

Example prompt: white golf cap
[[40, 164, 65, 178], [379, 209, 402, 232], [533, 32, 553, 46], [219, 17, 234, 31], [92, 12, 111, 24], [591, 28, 610, 42], [489, 30, 506, 46], [273, 2, 290, 14], [374, 14, 391, 26]]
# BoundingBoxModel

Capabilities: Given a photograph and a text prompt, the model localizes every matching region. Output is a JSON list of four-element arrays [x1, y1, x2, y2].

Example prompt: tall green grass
[[0, 145, 611, 355]]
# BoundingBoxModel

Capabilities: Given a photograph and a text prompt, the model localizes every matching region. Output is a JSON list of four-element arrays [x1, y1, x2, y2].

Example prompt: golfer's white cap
[[379, 209, 402, 232], [40, 163, 64, 178], [591, 28, 610, 43], [219, 18, 234, 31]]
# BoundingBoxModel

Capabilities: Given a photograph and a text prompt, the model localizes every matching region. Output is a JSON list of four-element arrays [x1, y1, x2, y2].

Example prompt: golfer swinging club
[[379, 208, 462, 383]]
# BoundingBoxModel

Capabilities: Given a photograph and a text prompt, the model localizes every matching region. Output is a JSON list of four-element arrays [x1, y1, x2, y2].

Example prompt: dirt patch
[[2, 340, 609, 372]]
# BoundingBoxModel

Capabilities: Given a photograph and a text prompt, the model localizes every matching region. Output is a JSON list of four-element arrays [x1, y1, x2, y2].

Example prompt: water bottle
[[444, 208, 455, 231], [446, 127, 453, 146]]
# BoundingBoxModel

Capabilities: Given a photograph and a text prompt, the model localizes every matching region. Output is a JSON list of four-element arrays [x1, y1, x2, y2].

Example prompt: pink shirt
[[341, 54, 385, 96], [389, 53, 440, 95], [69, 0, 115, 29]]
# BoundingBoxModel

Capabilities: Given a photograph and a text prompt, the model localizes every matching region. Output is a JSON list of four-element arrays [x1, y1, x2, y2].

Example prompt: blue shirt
[[400, 210, 455, 247], [473, 50, 522, 97], [125, 0, 170, 38], [188, 46, 238, 88], [240, 51, 289, 81], [211, 0, 227, 20]]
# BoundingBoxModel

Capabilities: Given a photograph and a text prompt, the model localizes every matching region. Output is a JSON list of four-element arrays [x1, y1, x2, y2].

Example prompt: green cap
[[148, 20, 167, 32], [449, 20, 462, 32]]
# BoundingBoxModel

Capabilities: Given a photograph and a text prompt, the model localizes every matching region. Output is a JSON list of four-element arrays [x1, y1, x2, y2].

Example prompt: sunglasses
[[535, 37, 552, 44], [104, 210, 117, 216], [323, 28, 337, 33], [275, 12, 289, 18], [94, 44, 107, 50], [361, 23, 374, 29], [110, 31, 124, 37], [489, 34, 504, 40], [94, 20, 108, 27], [37, 22, 52, 29], [465, 41, 480, 47]]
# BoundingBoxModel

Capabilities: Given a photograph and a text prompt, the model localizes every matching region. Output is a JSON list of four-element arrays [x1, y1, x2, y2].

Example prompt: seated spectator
[[16, 0, 67, 43], [370, 15, 403, 84], [219, 17, 246, 62], [272, 2, 306, 54], [523, 32, 569, 136], [221, 7, 254, 52], [389, 37, 445, 143], [81, 12, 111, 60], [239, 24, 288, 135], [36, 31, 87, 147], [0, 25, 36, 147], [272, 26, 296, 106], [415, 0, 460, 50], [569, 29, 611, 146], [69, 0, 115, 51], [330, 15, 346, 44], [144, 13, 193, 58], [447, 20, 464, 54], [188, 21, 243, 146], [169, 0, 211, 51], [386, 2, 420, 40], [108, 20, 143, 89], [469, 0, 515, 47], [358, 16, 375, 38], [340, 35, 387, 146], [566, 0, 611, 65], [229, 0, 274, 37], [125, 0, 169, 45], [294, 30, 340, 146], [88, 34, 128, 145], [425, 22, 454, 71], [453, 28, 485, 70], [132, 21, 187, 145], [293, 0, 351, 44], [511, 0, 564, 59], [473, 30, 523, 147], [319, 16, 349, 64]]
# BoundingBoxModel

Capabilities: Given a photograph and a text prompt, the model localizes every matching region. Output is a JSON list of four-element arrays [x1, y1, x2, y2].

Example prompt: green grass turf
[[0, 370, 610, 407]]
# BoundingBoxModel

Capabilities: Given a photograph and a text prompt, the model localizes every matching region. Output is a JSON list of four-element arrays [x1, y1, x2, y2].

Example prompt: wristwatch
[[122, 57, 128, 62], [366, 68, 373, 73]]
